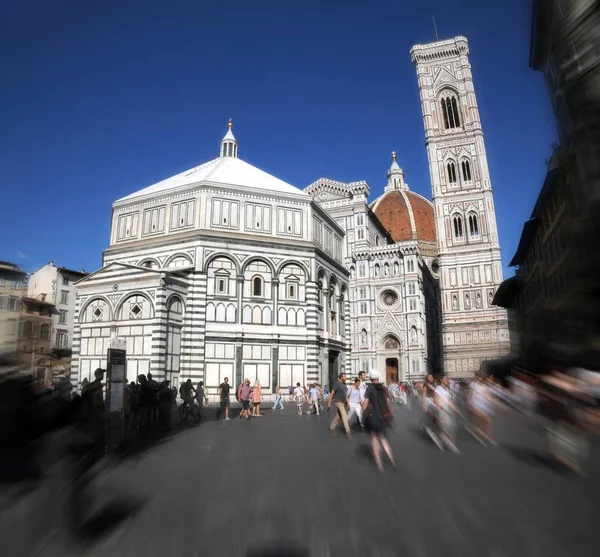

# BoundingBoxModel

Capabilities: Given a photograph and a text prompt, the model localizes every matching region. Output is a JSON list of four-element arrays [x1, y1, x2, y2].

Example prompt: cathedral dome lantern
[[220, 118, 238, 158], [386, 151, 407, 192], [371, 151, 436, 244]]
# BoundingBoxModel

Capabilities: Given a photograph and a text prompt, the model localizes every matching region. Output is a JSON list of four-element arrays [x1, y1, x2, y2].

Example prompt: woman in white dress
[[468, 373, 496, 445], [434, 375, 463, 453]]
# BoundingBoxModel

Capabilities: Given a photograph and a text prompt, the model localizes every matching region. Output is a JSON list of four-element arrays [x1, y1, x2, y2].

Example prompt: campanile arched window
[[440, 91, 461, 129], [461, 159, 472, 182], [447, 161, 457, 184], [468, 213, 479, 237], [453, 215, 464, 239]]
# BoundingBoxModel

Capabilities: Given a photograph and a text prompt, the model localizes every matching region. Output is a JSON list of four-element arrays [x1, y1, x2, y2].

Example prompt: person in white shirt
[[434, 375, 462, 453], [308, 384, 320, 415], [358, 370, 367, 399], [346, 378, 363, 426], [468, 374, 496, 445], [294, 382, 305, 416], [357, 371, 367, 425]]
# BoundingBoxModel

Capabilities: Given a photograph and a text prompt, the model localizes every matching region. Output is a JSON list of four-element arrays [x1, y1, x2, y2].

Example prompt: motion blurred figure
[[467, 373, 496, 446], [361, 370, 395, 472]]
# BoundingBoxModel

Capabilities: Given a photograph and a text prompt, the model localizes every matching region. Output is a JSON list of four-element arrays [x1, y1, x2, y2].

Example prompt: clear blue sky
[[1, 0, 556, 277]]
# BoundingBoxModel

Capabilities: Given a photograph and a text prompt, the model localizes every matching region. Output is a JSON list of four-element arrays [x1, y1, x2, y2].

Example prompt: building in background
[[495, 0, 600, 367], [410, 36, 510, 376], [307, 152, 442, 383], [27, 262, 88, 377], [18, 295, 55, 386], [0, 261, 27, 362], [73, 123, 350, 394], [72, 35, 509, 388]]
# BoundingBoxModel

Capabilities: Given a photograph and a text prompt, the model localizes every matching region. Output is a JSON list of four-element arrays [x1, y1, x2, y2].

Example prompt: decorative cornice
[[410, 36, 469, 65], [305, 178, 370, 198], [113, 180, 310, 211]]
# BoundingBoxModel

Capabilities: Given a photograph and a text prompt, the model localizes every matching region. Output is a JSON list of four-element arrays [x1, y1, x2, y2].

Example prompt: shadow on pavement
[[502, 446, 568, 475], [77, 496, 146, 542], [245, 541, 310, 557], [110, 406, 222, 463], [355, 442, 374, 465]]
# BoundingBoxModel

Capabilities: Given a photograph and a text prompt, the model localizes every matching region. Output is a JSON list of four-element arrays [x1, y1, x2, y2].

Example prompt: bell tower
[[410, 36, 509, 376]]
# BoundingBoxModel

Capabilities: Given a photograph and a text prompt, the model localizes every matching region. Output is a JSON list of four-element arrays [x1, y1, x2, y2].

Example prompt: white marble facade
[[306, 175, 440, 384], [410, 36, 510, 375], [74, 35, 509, 389], [73, 124, 350, 394]]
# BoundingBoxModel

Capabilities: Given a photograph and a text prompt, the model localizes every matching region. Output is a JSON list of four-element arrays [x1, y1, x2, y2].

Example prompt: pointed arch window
[[440, 92, 461, 129], [461, 159, 472, 182], [447, 161, 457, 184], [468, 213, 479, 237], [453, 215, 464, 239]]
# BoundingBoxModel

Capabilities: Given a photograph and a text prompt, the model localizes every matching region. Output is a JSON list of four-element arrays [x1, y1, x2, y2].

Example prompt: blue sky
[[1, 0, 556, 277]]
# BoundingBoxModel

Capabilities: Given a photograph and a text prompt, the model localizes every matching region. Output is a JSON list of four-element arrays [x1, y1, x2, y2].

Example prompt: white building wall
[[306, 179, 432, 382], [410, 36, 510, 376], [75, 181, 349, 396]]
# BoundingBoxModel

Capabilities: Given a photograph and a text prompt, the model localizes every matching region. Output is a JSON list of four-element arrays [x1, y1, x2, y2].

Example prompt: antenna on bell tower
[[432, 14, 439, 41]]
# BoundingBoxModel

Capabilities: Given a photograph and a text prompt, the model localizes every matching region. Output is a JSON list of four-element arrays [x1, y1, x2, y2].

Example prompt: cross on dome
[[220, 119, 238, 158]]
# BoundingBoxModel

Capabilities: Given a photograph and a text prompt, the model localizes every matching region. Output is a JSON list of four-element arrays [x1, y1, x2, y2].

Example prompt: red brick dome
[[371, 189, 436, 243]]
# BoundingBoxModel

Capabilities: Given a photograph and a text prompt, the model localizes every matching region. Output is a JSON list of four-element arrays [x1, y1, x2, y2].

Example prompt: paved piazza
[[3, 403, 597, 557]]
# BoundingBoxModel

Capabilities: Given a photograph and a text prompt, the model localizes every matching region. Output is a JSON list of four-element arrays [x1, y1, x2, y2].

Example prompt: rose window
[[381, 290, 398, 307]]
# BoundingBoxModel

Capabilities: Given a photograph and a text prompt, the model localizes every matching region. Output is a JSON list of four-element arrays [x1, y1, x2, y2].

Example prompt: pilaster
[[179, 271, 207, 380]]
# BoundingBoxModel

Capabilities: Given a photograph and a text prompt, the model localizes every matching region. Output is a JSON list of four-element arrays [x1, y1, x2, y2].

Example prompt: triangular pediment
[[75, 262, 178, 286], [376, 311, 403, 340], [448, 202, 463, 214], [433, 66, 457, 88]]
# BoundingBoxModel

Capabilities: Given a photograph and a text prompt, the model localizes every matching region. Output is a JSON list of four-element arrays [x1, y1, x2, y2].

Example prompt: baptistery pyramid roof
[[116, 122, 307, 203]]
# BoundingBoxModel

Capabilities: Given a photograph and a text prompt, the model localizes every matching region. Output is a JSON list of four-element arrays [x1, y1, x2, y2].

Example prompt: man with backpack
[[361, 370, 396, 472]]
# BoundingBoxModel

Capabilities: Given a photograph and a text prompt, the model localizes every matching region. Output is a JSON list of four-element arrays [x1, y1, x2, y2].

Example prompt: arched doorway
[[380, 335, 401, 385]]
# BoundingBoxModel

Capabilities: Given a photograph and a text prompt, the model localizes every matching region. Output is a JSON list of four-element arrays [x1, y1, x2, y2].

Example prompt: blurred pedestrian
[[272, 385, 284, 410], [251, 380, 263, 417], [362, 370, 395, 472], [328, 373, 351, 435]]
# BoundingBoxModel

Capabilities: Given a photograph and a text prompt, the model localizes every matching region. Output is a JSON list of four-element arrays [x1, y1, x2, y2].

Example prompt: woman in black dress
[[361, 370, 396, 472]]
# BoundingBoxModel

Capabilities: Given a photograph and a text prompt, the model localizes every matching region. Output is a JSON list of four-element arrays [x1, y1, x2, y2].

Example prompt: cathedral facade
[[72, 35, 508, 394]]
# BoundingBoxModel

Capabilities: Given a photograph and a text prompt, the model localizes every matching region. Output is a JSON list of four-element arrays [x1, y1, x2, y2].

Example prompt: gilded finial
[[392, 150, 396, 161], [228, 118, 232, 129]]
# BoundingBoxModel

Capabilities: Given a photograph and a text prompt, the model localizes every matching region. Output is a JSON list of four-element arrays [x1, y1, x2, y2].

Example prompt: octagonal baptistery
[[72, 122, 350, 398], [370, 154, 437, 258]]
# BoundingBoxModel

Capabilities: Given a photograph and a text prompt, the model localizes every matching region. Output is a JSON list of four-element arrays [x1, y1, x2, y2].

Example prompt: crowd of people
[[2, 357, 598, 480], [416, 367, 600, 476]]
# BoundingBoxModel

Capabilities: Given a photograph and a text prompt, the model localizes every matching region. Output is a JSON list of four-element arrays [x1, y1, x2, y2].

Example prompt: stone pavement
[[3, 401, 598, 557]]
